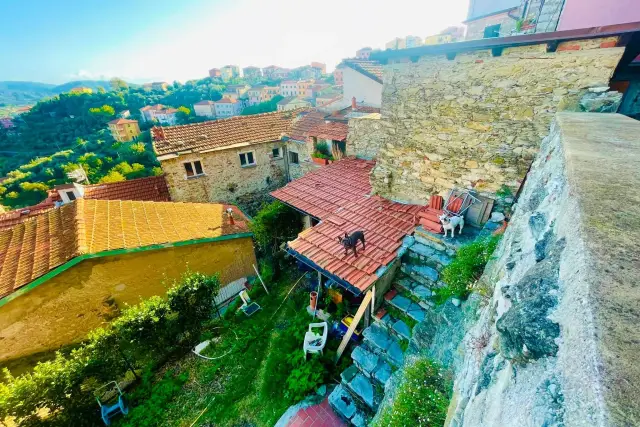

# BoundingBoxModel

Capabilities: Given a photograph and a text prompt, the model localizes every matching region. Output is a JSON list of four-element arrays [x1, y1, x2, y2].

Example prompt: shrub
[[314, 141, 331, 157], [373, 358, 450, 427], [250, 201, 301, 257], [435, 235, 501, 303], [0, 272, 220, 426]]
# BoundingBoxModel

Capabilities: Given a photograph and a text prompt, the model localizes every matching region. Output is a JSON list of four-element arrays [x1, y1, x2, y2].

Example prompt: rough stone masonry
[[447, 113, 640, 427], [370, 37, 625, 204]]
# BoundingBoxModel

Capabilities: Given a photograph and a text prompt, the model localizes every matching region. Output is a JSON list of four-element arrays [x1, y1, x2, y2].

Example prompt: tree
[[99, 170, 126, 183], [110, 78, 128, 91], [176, 106, 191, 124]]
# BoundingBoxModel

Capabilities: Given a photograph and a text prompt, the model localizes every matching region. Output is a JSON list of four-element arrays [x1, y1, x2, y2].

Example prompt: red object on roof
[[273, 157, 426, 293], [271, 158, 374, 219], [419, 195, 445, 233]]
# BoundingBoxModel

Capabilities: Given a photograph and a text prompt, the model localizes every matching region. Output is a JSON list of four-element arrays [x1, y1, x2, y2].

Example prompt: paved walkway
[[285, 396, 346, 427]]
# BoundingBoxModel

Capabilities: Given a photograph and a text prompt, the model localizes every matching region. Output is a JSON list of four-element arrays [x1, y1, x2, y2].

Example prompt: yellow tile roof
[[0, 199, 250, 299]]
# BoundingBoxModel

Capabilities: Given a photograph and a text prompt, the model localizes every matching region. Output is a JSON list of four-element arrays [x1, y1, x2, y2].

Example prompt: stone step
[[362, 324, 404, 368], [374, 308, 412, 342], [401, 263, 441, 288], [329, 384, 369, 426], [344, 371, 383, 411], [414, 226, 459, 254], [394, 276, 434, 304], [406, 243, 454, 271], [386, 292, 427, 323]]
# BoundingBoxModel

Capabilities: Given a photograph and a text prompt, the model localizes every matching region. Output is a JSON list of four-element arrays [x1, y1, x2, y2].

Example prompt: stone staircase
[[329, 226, 464, 426]]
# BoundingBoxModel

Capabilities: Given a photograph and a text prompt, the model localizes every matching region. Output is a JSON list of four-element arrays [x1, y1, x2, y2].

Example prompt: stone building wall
[[161, 142, 286, 203], [371, 38, 624, 204], [347, 113, 385, 160]]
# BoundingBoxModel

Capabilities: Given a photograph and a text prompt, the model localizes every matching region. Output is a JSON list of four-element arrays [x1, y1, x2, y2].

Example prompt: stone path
[[286, 396, 347, 427]]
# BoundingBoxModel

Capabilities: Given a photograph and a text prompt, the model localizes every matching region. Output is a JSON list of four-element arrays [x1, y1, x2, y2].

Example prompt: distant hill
[[0, 80, 113, 107]]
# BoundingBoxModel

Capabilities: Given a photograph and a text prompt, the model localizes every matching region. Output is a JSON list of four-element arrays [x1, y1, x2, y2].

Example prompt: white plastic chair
[[303, 322, 328, 357], [239, 290, 261, 316]]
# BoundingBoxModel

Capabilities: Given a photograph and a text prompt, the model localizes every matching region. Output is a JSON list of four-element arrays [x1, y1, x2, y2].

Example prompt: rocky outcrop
[[447, 113, 640, 426]]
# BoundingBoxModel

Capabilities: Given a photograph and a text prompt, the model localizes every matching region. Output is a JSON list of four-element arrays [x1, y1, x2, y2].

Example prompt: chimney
[[351, 97, 357, 110]]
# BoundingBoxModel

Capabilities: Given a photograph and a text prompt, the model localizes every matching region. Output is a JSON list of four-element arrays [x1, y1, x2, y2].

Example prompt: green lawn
[[115, 269, 348, 427]]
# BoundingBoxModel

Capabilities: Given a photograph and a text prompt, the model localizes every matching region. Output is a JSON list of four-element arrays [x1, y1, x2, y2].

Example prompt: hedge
[[0, 272, 220, 426]]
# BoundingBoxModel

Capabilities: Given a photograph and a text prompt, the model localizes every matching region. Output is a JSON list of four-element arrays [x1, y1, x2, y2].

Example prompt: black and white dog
[[338, 231, 366, 257]]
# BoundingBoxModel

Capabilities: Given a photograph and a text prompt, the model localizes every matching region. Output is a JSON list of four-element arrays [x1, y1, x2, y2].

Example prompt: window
[[184, 160, 204, 178], [289, 150, 299, 164], [272, 147, 282, 158], [483, 24, 501, 39], [239, 151, 256, 167], [66, 191, 76, 201]]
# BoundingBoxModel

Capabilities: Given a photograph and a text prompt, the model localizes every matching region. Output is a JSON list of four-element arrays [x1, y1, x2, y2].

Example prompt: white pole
[[253, 264, 270, 294]]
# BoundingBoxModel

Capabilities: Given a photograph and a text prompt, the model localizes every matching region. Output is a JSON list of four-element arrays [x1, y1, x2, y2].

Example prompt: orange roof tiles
[[271, 158, 374, 219], [272, 158, 426, 293], [0, 176, 170, 231], [153, 110, 297, 156], [0, 200, 250, 299], [288, 111, 327, 142], [107, 118, 138, 125], [308, 121, 349, 141]]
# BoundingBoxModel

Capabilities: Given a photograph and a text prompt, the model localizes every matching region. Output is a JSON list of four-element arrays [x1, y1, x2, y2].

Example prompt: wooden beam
[[335, 290, 373, 363]]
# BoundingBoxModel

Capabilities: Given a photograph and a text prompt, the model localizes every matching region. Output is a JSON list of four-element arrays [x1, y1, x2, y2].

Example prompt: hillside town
[[1, 1, 640, 426]]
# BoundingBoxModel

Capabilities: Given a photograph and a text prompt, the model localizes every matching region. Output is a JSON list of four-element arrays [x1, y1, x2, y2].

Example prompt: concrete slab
[[373, 360, 392, 386], [362, 325, 392, 352], [328, 384, 357, 420], [341, 364, 358, 384], [349, 373, 376, 409], [412, 284, 433, 300], [406, 303, 427, 322], [390, 294, 412, 312], [351, 346, 380, 376], [392, 319, 412, 340]]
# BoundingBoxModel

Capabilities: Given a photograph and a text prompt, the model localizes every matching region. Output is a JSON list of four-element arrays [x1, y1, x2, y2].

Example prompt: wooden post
[[335, 290, 373, 363], [253, 264, 270, 295]]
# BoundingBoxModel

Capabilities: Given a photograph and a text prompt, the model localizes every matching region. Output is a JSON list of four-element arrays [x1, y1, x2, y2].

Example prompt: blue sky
[[0, 0, 469, 84]]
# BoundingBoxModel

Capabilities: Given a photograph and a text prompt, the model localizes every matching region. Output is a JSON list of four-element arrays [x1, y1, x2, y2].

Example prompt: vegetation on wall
[[373, 358, 450, 427], [435, 234, 501, 303], [250, 200, 302, 257], [0, 272, 220, 426]]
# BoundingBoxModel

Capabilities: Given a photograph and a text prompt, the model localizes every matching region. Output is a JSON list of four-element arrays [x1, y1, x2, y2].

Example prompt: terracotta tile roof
[[342, 60, 383, 84], [273, 157, 426, 292], [215, 97, 237, 104], [288, 111, 327, 142], [107, 118, 138, 125], [194, 100, 216, 105], [0, 199, 250, 299], [308, 121, 349, 141], [271, 158, 374, 219], [0, 176, 170, 231], [153, 110, 297, 156], [289, 195, 424, 292]]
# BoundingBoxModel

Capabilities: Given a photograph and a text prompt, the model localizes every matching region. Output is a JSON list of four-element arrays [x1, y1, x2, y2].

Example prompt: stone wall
[[446, 113, 640, 426], [287, 141, 321, 180], [161, 142, 286, 203], [0, 237, 257, 363], [347, 113, 385, 159], [371, 38, 624, 204]]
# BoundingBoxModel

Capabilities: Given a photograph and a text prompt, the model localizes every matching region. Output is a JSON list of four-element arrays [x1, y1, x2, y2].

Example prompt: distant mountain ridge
[[0, 80, 114, 106]]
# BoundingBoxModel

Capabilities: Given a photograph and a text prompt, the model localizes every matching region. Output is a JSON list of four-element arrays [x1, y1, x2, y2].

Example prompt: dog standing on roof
[[439, 214, 464, 238], [339, 231, 366, 257]]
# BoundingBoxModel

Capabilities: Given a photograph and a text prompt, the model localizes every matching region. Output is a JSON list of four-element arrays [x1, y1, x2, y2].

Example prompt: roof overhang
[[285, 245, 364, 296]]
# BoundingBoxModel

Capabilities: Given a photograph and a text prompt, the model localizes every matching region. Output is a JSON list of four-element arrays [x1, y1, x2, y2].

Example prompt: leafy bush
[[0, 272, 220, 426], [250, 201, 301, 257], [435, 235, 501, 303], [373, 358, 450, 427], [119, 369, 188, 427]]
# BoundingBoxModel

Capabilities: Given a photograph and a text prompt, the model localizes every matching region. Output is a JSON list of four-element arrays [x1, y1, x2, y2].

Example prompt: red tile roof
[[215, 97, 237, 104], [107, 118, 138, 125], [289, 195, 423, 292], [153, 110, 298, 156], [308, 121, 349, 141], [342, 60, 383, 84], [271, 158, 374, 219], [272, 158, 426, 293], [288, 111, 327, 142], [0, 176, 170, 231]]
